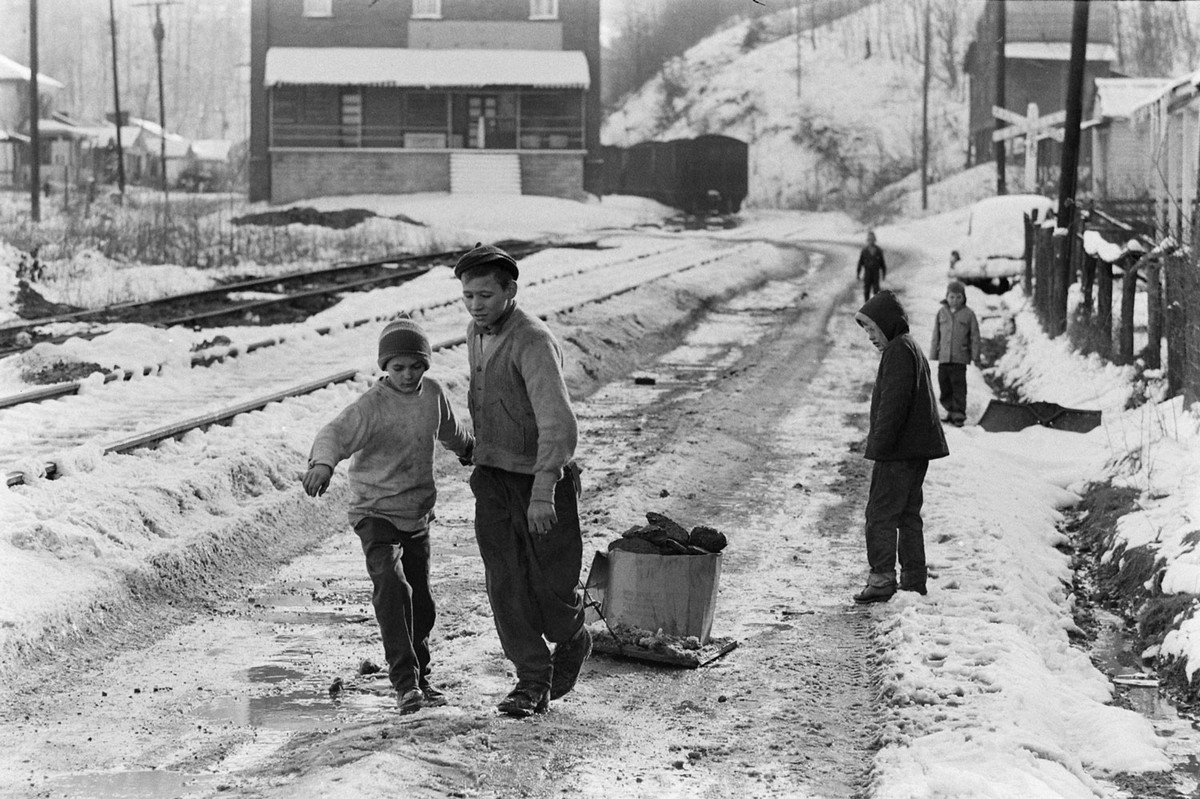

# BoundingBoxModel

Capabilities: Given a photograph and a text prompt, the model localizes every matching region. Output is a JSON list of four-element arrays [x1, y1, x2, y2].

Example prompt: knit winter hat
[[377, 318, 432, 370], [946, 280, 967, 296], [453, 242, 519, 280]]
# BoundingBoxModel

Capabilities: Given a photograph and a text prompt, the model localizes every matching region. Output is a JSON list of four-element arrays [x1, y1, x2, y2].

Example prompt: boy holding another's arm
[[302, 318, 473, 714], [455, 243, 590, 718]]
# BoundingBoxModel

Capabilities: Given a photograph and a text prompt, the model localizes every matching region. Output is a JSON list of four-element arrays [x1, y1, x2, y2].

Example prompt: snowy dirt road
[[1, 235, 898, 799]]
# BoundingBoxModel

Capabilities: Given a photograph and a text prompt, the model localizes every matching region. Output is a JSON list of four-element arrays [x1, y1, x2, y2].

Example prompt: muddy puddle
[[1090, 608, 1200, 796]]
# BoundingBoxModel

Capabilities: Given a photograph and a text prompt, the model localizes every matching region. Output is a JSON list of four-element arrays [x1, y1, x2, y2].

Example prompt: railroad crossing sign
[[993, 103, 1067, 190]]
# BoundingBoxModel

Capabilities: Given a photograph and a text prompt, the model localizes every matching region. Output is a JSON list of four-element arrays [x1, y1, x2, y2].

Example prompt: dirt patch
[[18, 358, 107, 385], [232, 207, 379, 229], [13, 280, 82, 320]]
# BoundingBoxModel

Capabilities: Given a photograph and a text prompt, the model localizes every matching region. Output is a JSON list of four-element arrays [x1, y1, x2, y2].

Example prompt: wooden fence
[[1028, 212, 1200, 405]]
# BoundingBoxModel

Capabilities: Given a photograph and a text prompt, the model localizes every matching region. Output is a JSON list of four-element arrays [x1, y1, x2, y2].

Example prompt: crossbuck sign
[[993, 103, 1067, 191]]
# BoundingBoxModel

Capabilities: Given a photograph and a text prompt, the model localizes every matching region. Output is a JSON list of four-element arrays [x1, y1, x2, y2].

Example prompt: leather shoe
[[497, 683, 549, 718], [419, 680, 448, 707], [397, 688, 423, 715], [853, 583, 896, 604], [550, 626, 592, 700]]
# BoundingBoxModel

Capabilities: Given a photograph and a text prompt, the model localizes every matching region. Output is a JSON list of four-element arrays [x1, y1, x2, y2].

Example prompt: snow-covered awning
[[0, 53, 65, 89], [1005, 42, 1116, 62], [265, 47, 590, 90], [1093, 77, 1173, 120]]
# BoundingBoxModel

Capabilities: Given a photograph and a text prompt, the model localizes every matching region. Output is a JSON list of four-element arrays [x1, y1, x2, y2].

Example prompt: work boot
[[497, 683, 550, 718], [550, 625, 592, 700], [853, 572, 896, 604], [397, 687, 423, 715], [419, 679, 448, 707]]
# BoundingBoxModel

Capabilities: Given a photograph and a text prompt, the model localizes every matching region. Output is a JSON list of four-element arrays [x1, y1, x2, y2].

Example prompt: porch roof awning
[[265, 47, 590, 90]]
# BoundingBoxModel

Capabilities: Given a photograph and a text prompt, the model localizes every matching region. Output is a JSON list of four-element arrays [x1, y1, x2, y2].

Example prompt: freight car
[[600, 134, 748, 217]]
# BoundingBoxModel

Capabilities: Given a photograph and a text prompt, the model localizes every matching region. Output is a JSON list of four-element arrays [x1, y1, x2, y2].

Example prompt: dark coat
[[859, 291, 949, 462], [857, 244, 887, 281]]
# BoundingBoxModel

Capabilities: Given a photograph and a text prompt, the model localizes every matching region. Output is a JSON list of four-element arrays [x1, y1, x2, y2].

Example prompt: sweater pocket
[[486, 398, 538, 458]]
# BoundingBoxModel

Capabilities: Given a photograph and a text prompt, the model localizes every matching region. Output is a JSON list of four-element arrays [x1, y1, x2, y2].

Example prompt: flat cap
[[453, 242, 519, 280]]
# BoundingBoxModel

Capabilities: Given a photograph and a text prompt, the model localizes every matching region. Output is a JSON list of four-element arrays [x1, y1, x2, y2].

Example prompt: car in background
[[949, 194, 1056, 292]]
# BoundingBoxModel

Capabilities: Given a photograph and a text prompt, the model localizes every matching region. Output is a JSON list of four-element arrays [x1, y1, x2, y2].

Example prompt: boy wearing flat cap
[[302, 317, 473, 715], [455, 242, 590, 718]]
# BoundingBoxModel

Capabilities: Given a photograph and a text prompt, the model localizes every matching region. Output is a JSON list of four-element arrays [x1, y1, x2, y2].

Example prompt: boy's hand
[[302, 464, 333, 497], [527, 499, 557, 536]]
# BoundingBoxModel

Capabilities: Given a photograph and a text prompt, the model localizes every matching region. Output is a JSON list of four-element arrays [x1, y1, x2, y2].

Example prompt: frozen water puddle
[[1091, 608, 1200, 796]]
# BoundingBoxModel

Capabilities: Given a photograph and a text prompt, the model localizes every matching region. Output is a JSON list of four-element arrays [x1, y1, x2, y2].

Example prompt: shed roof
[[189, 139, 233, 162], [1005, 42, 1116, 63], [264, 47, 590, 89], [0, 53, 64, 89], [1093, 78, 1173, 120]]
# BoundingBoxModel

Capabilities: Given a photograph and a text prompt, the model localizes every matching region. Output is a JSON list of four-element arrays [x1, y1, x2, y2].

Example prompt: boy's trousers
[[470, 463, 584, 690], [865, 459, 929, 585], [354, 517, 435, 693], [937, 362, 968, 423]]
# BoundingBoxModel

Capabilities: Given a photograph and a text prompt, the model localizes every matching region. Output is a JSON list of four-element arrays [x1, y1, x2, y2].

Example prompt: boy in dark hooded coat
[[853, 290, 949, 603]]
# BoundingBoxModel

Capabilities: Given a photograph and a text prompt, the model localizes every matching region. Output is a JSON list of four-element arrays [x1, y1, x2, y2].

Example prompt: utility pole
[[135, 1, 179, 204], [108, 0, 127, 196], [1054, 0, 1090, 334], [993, 0, 1006, 195], [28, 0, 40, 222], [921, 1, 931, 211], [793, 0, 802, 102]]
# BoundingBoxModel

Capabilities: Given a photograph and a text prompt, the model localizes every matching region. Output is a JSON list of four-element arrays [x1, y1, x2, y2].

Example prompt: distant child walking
[[853, 290, 949, 603], [929, 280, 981, 427], [455, 242, 591, 718], [302, 318, 474, 714], [856, 230, 887, 303]]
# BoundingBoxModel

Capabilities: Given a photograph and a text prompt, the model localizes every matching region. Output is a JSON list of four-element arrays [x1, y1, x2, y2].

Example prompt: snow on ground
[[1, 190, 1199, 795]]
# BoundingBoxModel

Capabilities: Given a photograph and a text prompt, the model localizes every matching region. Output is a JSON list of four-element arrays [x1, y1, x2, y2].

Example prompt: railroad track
[[3, 240, 752, 487], [0, 241, 546, 358]]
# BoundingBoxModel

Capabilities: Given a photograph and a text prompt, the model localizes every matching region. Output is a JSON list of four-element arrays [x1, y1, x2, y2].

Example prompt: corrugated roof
[[1005, 42, 1116, 62], [1093, 78, 1173, 120], [0, 53, 64, 89], [264, 47, 590, 89]]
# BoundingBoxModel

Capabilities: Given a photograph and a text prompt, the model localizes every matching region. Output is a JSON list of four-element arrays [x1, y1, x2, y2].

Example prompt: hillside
[[602, 0, 984, 213]]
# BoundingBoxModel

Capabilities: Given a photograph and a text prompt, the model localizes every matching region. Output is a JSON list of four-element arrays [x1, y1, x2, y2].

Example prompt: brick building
[[248, 0, 601, 204]]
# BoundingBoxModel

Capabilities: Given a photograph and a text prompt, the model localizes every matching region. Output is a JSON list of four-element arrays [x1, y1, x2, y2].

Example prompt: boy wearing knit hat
[[929, 280, 981, 427], [302, 317, 473, 715], [853, 290, 949, 603], [454, 242, 590, 718]]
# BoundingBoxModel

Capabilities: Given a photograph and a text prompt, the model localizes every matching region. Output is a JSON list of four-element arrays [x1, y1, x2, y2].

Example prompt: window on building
[[301, 0, 332, 18], [529, 0, 558, 20], [519, 91, 582, 149], [412, 0, 442, 19], [404, 92, 448, 129]]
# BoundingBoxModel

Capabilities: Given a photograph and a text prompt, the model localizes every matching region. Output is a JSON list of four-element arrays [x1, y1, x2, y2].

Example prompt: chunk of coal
[[689, 525, 728, 552], [645, 512, 691, 545], [608, 537, 662, 554]]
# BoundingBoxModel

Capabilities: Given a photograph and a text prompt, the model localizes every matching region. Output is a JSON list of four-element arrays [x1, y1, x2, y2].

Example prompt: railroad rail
[[0, 241, 683, 412], [3, 242, 751, 488], [0, 242, 545, 358]]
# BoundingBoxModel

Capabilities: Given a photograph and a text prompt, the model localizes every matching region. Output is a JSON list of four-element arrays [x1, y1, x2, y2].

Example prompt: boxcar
[[599, 135, 747, 215]]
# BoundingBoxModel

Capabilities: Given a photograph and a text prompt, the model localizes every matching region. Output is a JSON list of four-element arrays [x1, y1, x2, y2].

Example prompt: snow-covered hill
[[603, 0, 984, 213]]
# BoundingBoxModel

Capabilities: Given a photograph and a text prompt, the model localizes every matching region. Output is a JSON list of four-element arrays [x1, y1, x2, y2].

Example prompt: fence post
[[1096, 256, 1113, 359], [1080, 252, 1096, 317], [1023, 213, 1035, 296], [1186, 241, 1200, 405], [1117, 256, 1140, 365], [1033, 227, 1049, 326], [1165, 254, 1186, 397], [1145, 257, 1162, 370]]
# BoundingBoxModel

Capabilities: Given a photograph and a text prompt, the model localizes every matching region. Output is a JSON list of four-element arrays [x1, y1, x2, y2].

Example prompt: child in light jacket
[[930, 280, 981, 427]]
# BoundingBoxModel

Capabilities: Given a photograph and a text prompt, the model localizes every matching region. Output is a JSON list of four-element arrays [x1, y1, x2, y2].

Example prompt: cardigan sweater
[[466, 303, 577, 504]]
